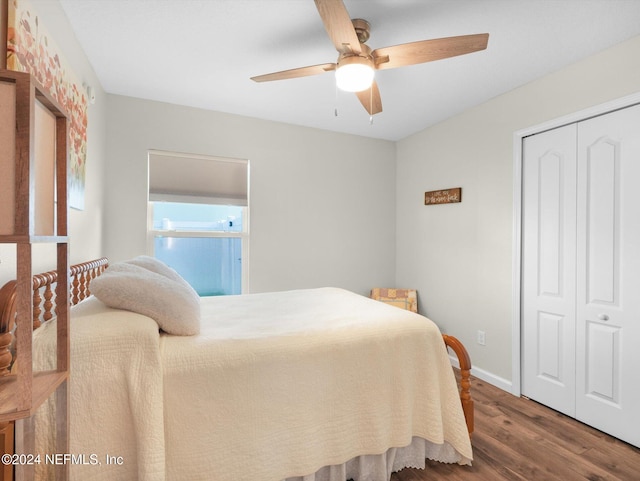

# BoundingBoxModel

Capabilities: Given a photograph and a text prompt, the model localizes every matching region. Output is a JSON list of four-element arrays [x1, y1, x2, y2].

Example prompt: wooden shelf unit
[[0, 371, 68, 423], [0, 69, 70, 481]]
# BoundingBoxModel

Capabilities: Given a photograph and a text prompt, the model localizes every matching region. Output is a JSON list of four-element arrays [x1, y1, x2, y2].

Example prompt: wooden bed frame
[[0, 257, 473, 477], [0, 258, 108, 481]]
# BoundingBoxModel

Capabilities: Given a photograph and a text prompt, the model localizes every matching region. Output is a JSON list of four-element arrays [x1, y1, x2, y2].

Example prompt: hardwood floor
[[392, 375, 640, 481]]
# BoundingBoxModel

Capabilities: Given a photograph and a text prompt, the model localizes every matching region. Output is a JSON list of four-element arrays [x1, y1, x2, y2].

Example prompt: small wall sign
[[424, 187, 462, 205]]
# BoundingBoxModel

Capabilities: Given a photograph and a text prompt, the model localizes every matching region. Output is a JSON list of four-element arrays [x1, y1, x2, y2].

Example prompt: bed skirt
[[284, 436, 470, 481]]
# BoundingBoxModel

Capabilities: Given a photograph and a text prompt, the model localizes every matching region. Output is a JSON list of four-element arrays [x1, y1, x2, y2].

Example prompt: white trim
[[515, 92, 640, 140], [244, 159, 251, 294], [511, 91, 640, 397], [148, 148, 247, 165], [149, 192, 248, 206], [448, 355, 513, 394], [150, 230, 244, 238], [511, 133, 524, 396]]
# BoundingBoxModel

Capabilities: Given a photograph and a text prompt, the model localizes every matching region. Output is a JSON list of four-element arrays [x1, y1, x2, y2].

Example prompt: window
[[147, 151, 249, 296]]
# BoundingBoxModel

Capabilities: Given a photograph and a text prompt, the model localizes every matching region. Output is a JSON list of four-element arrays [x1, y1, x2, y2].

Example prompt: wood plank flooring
[[392, 374, 640, 481]]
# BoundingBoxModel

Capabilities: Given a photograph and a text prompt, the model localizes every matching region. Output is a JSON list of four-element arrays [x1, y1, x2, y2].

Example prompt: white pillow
[[125, 255, 198, 296], [91, 262, 200, 336]]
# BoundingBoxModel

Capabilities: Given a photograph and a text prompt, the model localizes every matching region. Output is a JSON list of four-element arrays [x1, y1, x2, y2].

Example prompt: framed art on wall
[[5, 0, 88, 210]]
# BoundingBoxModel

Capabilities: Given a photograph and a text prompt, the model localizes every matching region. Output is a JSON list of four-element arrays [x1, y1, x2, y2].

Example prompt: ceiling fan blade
[[251, 63, 336, 83], [314, 0, 361, 55], [355, 80, 382, 115], [372, 33, 489, 70]]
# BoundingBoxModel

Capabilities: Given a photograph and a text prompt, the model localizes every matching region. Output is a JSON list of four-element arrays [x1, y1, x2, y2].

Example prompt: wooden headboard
[[0, 257, 109, 377]]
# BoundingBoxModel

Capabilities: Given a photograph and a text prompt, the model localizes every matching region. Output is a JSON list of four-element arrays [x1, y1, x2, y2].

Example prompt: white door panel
[[575, 104, 640, 446], [585, 322, 620, 403], [521, 124, 577, 416]]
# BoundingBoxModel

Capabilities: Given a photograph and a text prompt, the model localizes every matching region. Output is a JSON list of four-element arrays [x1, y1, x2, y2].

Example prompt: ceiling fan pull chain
[[334, 82, 339, 116]]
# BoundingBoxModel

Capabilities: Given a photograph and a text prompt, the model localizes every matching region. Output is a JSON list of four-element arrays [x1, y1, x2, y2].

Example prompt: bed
[[0, 257, 474, 481]]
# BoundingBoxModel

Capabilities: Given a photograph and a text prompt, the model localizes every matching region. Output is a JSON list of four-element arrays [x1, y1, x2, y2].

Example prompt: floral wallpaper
[[6, 0, 88, 210]]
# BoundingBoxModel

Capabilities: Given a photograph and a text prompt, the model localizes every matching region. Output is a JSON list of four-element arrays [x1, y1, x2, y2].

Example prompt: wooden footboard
[[0, 258, 108, 481], [443, 334, 474, 436]]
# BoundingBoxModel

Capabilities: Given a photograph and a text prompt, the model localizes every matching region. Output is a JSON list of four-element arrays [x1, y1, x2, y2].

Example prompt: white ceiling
[[59, 0, 640, 141]]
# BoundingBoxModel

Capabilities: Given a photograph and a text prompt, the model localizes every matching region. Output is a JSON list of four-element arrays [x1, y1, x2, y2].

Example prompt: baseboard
[[449, 354, 514, 394]]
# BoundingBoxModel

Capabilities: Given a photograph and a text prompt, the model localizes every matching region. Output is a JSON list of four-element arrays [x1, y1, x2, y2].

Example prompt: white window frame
[[146, 151, 250, 294]]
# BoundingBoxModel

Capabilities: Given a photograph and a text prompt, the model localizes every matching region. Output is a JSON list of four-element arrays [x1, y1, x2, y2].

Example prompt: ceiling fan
[[250, 0, 489, 116]]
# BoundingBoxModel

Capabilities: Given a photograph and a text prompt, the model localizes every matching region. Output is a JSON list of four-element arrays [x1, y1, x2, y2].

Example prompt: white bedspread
[[33, 297, 166, 481], [33, 288, 472, 481], [161, 288, 472, 481]]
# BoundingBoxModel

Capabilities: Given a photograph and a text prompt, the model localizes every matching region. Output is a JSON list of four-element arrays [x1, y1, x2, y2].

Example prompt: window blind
[[148, 151, 248, 206]]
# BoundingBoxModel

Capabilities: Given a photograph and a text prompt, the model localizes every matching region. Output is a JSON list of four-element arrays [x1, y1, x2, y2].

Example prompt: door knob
[[597, 313, 610, 321]]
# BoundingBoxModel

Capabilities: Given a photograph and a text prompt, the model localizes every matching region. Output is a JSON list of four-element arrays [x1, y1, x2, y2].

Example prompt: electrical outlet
[[477, 330, 486, 346]]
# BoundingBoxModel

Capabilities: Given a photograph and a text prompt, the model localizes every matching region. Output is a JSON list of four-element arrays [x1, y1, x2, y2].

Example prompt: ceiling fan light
[[335, 62, 374, 92]]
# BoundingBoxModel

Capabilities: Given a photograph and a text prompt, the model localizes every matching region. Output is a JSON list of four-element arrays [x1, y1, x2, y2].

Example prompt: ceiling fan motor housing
[[337, 43, 374, 69], [352, 18, 371, 43]]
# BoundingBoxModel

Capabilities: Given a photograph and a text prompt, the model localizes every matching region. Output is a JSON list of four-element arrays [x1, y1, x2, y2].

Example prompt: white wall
[[0, 0, 107, 286], [396, 35, 640, 385], [6, 1, 638, 392], [105, 95, 396, 296]]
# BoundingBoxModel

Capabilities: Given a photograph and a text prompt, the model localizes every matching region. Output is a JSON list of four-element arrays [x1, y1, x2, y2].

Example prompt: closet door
[[575, 103, 640, 447], [521, 123, 577, 416]]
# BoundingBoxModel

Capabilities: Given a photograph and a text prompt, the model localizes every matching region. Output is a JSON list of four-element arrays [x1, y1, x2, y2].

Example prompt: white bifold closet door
[[522, 103, 640, 448]]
